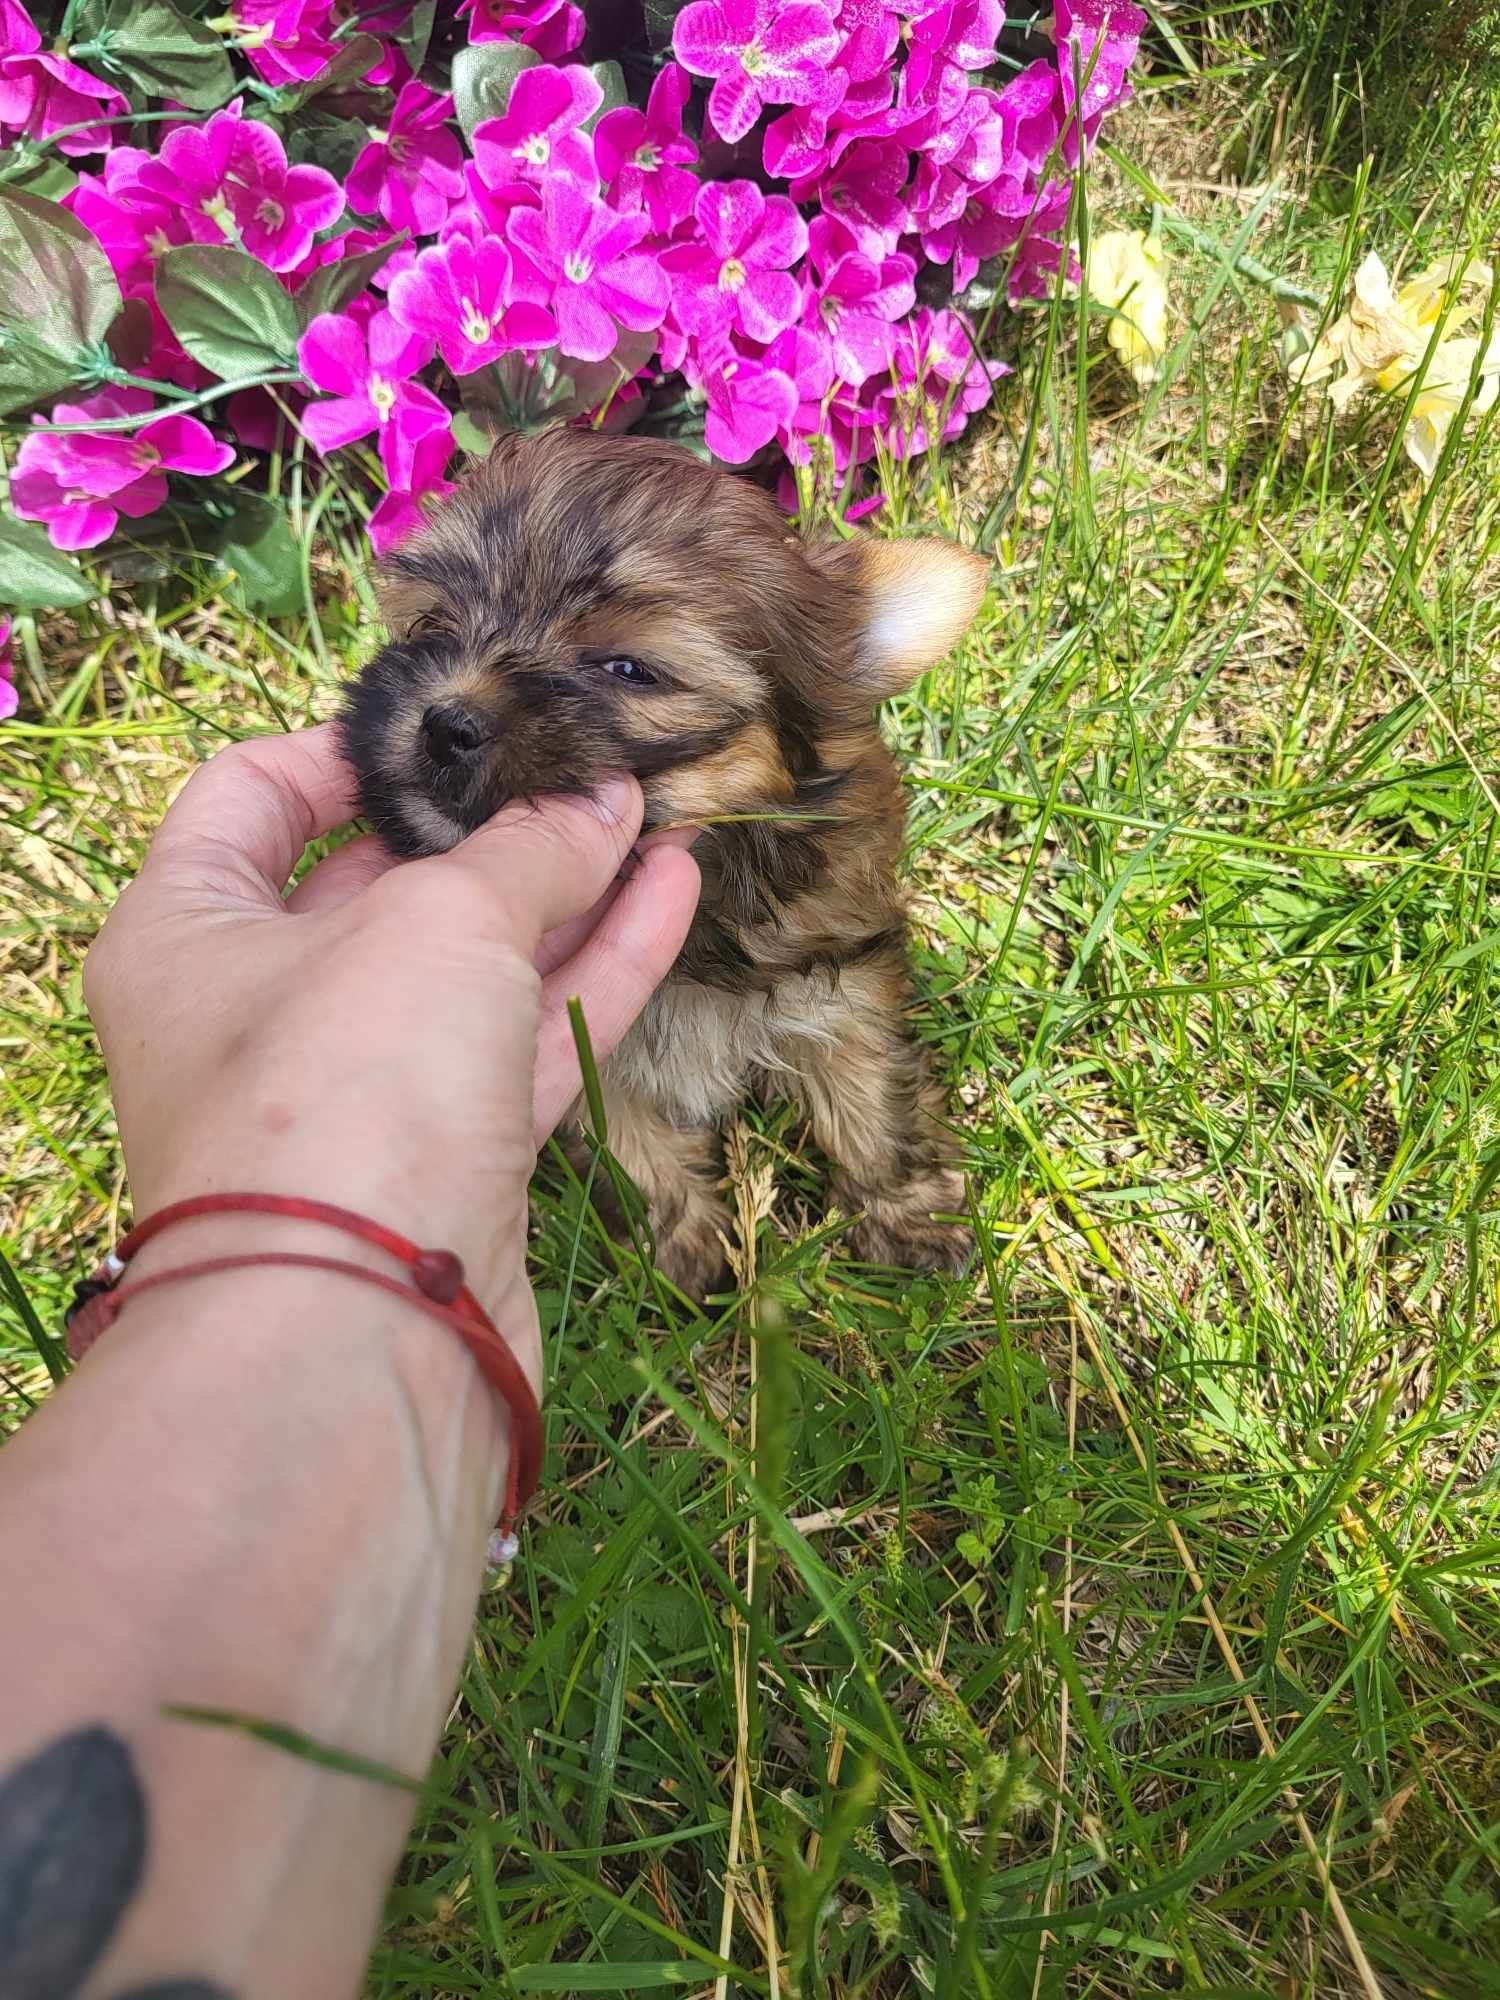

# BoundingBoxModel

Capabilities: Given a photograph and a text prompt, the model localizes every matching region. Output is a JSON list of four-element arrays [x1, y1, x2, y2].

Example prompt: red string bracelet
[[64, 1193, 542, 1569]]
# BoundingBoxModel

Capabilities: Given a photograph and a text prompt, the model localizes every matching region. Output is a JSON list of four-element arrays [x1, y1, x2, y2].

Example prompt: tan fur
[[342, 427, 990, 1290]]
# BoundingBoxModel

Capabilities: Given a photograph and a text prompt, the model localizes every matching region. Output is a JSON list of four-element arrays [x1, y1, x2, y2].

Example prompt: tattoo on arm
[[0, 1726, 235, 2000]]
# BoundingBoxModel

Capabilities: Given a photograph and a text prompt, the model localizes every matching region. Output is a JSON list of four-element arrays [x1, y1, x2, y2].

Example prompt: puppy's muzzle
[[420, 700, 493, 770]]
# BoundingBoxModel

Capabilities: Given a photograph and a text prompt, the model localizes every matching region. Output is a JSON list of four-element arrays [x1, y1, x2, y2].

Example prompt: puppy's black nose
[[421, 702, 489, 767]]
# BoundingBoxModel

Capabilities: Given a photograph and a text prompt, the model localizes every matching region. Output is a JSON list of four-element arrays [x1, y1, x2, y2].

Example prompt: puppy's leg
[[577, 1085, 733, 1298], [785, 971, 971, 1275]]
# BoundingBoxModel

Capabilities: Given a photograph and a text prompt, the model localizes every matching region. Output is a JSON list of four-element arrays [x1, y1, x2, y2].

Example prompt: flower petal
[[297, 313, 369, 396], [138, 414, 235, 476], [301, 394, 379, 456]]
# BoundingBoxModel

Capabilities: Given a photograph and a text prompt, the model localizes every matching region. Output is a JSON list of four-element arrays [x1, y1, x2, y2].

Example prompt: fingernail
[[640, 823, 703, 853], [591, 775, 639, 826]]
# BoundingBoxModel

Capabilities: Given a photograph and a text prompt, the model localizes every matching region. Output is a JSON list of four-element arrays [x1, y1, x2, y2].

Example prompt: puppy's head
[[343, 428, 989, 856]]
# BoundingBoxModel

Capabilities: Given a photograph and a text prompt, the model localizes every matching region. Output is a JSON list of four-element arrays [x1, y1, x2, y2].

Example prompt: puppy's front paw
[[844, 1174, 974, 1277], [652, 1202, 735, 1300]]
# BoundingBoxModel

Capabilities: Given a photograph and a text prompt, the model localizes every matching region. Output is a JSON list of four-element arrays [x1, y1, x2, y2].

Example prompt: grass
[[5, 9, 1500, 1995]]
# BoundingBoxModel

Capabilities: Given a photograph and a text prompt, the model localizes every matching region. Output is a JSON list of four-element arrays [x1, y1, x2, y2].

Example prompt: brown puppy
[[342, 427, 988, 1293]]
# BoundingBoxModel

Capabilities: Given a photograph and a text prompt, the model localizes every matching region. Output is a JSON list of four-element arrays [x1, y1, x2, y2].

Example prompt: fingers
[[532, 843, 701, 1143], [533, 880, 622, 979], [531, 825, 701, 977], [146, 724, 359, 908], [284, 834, 396, 914], [439, 776, 645, 952]]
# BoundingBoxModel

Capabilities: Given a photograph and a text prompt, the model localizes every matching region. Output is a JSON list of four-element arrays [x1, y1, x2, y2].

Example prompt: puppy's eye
[[600, 657, 658, 687]]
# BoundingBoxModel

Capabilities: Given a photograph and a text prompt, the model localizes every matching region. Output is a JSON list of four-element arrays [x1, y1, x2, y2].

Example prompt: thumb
[[435, 776, 645, 949]]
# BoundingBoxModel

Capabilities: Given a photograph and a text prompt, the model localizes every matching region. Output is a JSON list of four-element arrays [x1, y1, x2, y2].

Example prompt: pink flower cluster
[[3, 0, 1144, 565]]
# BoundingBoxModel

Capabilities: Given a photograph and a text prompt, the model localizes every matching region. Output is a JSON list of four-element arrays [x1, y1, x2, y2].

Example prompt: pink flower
[[353, 3, 411, 86], [348, 82, 465, 237], [367, 430, 457, 558], [762, 65, 909, 181], [388, 235, 556, 374], [128, 105, 244, 245], [761, 320, 835, 455], [508, 178, 668, 363], [13, 389, 233, 552], [675, 0, 842, 146], [805, 217, 915, 385], [834, 0, 900, 82], [995, 58, 1062, 170], [228, 385, 302, 452], [898, 0, 1003, 102], [1055, 0, 1145, 122], [459, 0, 585, 58], [594, 63, 699, 235], [0, 0, 127, 155], [123, 102, 343, 270], [665, 180, 806, 345], [444, 162, 542, 254], [807, 139, 910, 255], [910, 96, 1010, 237], [701, 351, 798, 463], [69, 153, 192, 292], [231, 0, 341, 86], [0, 616, 16, 724], [298, 310, 451, 487], [873, 306, 1005, 454], [924, 170, 1050, 290], [471, 63, 601, 191], [225, 119, 344, 271]]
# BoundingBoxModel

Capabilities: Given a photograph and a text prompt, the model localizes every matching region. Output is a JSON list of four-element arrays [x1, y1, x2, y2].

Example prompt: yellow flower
[[1293, 249, 1494, 410], [1087, 229, 1170, 387], [1397, 332, 1500, 479]]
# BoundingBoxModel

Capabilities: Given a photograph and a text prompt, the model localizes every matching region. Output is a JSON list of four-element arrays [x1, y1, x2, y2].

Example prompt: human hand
[[83, 723, 701, 1381]]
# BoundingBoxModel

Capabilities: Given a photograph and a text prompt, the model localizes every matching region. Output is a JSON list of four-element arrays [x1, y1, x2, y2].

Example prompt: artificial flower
[[507, 179, 668, 362], [349, 82, 466, 237], [13, 389, 233, 551], [388, 234, 556, 373], [1086, 227, 1169, 386], [666, 180, 807, 344], [298, 310, 450, 487], [675, 0, 843, 145]]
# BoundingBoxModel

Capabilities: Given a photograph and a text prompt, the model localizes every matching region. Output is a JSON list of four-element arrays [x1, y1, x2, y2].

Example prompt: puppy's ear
[[813, 535, 990, 699]]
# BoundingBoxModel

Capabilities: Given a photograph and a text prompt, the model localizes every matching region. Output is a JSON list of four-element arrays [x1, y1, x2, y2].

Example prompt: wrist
[[113, 1186, 544, 1402], [76, 1252, 513, 1564]]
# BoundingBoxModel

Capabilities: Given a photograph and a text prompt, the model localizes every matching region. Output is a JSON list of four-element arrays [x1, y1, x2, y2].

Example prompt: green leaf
[[450, 409, 493, 458], [106, 296, 156, 372], [642, 0, 693, 52], [397, 0, 436, 68], [0, 515, 99, 612], [451, 39, 540, 139], [206, 496, 304, 616], [0, 186, 121, 414], [155, 244, 299, 380], [287, 111, 366, 183], [100, 0, 235, 110], [294, 231, 408, 327], [0, 326, 84, 417], [0, 155, 79, 201], [277, 33, 383, 111], [586, 60, 628, 130]]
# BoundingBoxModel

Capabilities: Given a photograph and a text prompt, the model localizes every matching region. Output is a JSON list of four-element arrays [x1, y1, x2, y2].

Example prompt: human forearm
[[0, 1260, 506, 2000]]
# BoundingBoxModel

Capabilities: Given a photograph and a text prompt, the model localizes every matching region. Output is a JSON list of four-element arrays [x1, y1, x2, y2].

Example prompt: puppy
[[342, 427, 989, 1293]]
